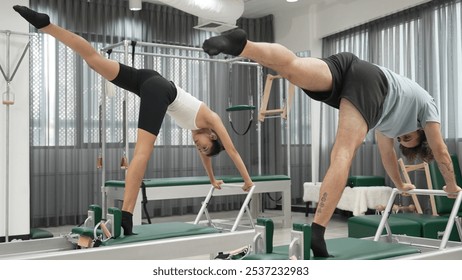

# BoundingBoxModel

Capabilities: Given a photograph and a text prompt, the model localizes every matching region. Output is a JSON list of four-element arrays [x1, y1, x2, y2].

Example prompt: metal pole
[[123, 40, 129, 177], [286, 80, 291, 178], [256, 66, 262, 176], [107, 49, 259, 66], [100, 51, 107, 219], [3, 31, 11, 243]]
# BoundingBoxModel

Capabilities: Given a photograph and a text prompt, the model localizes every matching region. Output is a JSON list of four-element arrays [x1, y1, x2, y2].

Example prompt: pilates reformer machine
[[230, 188, 462, 260], [0, 181, 259, 260]]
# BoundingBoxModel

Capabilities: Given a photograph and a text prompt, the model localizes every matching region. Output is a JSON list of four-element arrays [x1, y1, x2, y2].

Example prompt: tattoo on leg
[[318, 192, 328, 213]]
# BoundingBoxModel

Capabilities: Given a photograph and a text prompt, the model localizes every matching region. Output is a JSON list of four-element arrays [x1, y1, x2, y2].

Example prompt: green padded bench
[[105, 174, 292, 228], [347, 176, 385, 187], [102, 222, 220, 246], [29, 228, 54, 240], [348, 214, 421, 238], [253, 238, 420, 260], [105, 175, 291, 188], [67, 204, 235, 258], [348, 154, 462, 241], [243, 219, 420, 260], [318, 238, 420, 260]]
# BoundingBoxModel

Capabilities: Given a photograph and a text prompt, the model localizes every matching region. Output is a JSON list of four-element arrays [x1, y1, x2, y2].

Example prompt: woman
[[14, 5, 254, 235]]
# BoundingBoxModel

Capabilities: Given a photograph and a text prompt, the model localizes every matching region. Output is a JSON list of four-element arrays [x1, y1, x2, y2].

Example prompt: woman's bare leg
[[120, 129, 156, 235], [13, 5, 119, 81]]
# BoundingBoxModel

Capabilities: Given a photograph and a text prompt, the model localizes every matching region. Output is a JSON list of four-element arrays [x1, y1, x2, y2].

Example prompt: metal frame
[[0, 228, 255, 260], [1, 30, 35, 243], [373, 188, 462, 248], [105, 178, 292, 228], [194, 183, 257, 232]]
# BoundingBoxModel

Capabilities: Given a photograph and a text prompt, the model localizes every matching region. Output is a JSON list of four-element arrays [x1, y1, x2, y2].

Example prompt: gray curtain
[[29, 0, 275, 227], [322, 0, 462, 213]]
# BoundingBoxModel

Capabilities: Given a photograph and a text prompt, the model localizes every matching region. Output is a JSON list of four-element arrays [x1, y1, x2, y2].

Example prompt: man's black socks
[[202, 28, 247, 56], [311, 222, 332, 258]]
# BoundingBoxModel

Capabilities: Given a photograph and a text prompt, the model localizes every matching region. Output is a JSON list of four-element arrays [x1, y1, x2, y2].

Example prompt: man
[[202, 28, 461, 257]]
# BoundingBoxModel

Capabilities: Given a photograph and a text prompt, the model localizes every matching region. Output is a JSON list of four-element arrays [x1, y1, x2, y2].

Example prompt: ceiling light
[[287, 0, 299, 2], [129, 0, 142, 11]]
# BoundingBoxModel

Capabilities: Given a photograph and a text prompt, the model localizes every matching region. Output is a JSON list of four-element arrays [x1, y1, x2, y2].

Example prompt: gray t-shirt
[[372, 66, 440, 138]]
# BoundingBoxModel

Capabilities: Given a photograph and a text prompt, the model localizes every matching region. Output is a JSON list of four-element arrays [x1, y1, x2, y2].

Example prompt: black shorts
[[110, 63, 177, 136], [303, 52, 388, 130]]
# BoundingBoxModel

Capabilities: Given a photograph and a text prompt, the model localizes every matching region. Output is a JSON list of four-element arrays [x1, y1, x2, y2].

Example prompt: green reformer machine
[[237, 188, 462, 260], [0, 182, 258, 260]]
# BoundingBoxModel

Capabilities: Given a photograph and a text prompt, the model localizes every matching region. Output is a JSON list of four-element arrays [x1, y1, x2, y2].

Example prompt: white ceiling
[[143, 0, 341, 19], [242, 0, 311, 18], [242, 0, 343, 18]]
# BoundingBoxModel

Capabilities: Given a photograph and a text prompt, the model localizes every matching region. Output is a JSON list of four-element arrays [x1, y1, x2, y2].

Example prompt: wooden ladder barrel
[[259, 74, 295, 122]]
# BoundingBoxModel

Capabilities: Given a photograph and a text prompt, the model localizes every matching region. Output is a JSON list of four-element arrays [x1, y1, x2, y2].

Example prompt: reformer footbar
[[372, 188, 462, 250], [194, 183, 256, 232]]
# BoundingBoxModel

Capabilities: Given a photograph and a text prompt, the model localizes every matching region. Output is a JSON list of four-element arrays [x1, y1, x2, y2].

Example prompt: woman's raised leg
[[13, 5, 119, 81]]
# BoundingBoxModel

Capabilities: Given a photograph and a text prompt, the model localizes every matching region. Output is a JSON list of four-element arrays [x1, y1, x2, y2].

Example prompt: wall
[[272, 0, 431, 57], [0, 0, 30, 240]]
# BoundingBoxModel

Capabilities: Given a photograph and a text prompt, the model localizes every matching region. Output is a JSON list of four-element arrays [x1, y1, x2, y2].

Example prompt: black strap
[[229, 119, 253, 136], [227, 107, 254, 136], [140, 181, 151, 224], [131, 40, 137, 66]]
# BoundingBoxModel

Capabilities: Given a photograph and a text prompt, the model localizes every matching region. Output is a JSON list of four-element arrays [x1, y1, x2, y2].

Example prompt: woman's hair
[[207, 138, 225, 157], [399, 130, 434, 162]]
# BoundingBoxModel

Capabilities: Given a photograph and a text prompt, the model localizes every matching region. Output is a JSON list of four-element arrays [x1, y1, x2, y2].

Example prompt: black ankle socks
[[13, 5, 50, 29], [202, 28, 247, 56], [311, 222, 331, 258], [121, 210, 136, 236]]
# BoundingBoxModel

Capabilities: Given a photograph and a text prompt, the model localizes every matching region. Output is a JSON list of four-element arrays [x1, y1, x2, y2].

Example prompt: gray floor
[[44, 210, 349, 259]]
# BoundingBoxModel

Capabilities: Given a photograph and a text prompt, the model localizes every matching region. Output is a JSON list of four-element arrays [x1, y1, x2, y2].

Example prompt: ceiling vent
[[193, 18, 237, 33]]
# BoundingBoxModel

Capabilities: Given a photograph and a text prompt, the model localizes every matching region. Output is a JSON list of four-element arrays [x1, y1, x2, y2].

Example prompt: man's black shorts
[[303, 52, 388, 130]]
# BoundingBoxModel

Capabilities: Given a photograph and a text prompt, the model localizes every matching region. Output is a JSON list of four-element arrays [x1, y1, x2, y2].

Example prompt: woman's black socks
[[13, 5, 50, 29], [121, 210, 137, 236]]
